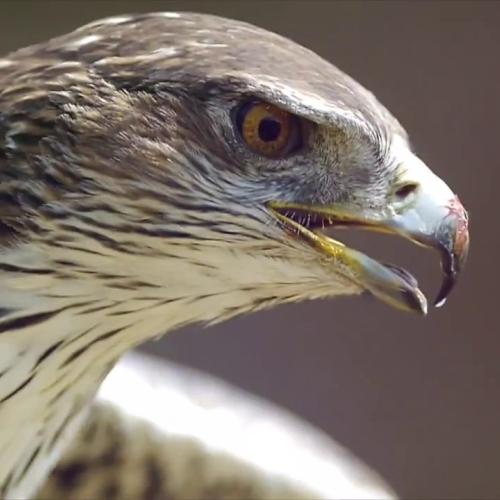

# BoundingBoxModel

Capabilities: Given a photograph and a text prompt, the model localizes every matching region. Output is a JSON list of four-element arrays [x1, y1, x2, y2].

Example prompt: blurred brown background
[[1, 1, 498, 498]]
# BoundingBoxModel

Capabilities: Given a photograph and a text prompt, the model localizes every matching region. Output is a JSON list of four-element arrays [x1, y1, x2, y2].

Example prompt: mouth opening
[[271, 207, 376, 232], [268, 203, 428, 314]]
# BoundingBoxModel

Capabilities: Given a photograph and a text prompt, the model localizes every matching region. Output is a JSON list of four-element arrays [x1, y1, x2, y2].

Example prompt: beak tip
[[418, 296, 428, 316], [402, 287, 428, 315], [433, 195, 469, 308], [434, 297, 447, 308], [421, 302, 429, 316]]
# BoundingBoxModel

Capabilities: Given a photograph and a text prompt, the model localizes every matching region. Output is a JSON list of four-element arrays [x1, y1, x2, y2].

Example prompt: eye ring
[[234, 101, 303, 158]]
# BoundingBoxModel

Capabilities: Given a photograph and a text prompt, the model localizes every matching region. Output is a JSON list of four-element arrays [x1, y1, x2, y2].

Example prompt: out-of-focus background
[[1, 1, 498, 498]]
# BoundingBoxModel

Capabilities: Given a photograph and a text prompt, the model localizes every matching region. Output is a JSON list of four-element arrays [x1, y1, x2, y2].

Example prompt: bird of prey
[[0, 11, 468, 500]]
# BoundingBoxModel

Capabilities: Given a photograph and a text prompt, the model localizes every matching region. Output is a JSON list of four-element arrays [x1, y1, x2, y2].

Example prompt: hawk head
[[0, 12, 469, 327]]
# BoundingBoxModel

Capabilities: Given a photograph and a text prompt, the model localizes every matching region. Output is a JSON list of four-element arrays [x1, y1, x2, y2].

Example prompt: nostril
[[394, 182, 419, 200]]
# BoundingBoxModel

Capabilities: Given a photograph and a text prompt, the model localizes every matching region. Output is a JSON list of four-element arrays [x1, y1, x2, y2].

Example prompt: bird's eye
[[235, 101, 303, 158]]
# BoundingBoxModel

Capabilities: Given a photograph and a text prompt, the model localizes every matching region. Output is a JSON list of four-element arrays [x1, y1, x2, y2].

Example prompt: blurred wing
[[37, 352, 395, 500]]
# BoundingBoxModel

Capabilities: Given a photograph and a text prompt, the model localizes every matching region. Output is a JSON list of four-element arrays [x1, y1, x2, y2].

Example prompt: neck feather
[[0, 228, 333, 497]]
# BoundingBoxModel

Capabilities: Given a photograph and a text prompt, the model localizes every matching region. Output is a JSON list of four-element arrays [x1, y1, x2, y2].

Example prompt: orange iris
[[239, 102, 300, 158]]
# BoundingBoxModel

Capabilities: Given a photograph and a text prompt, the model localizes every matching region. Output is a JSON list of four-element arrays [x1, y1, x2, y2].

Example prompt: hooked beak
[[269, 146, 469, 315]]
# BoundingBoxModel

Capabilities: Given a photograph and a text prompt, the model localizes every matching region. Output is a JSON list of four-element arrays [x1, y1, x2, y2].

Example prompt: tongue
[[382, 263, 420, 289]]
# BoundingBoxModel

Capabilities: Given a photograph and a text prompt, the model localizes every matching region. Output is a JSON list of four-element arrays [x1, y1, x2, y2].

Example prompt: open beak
[[269, 149, 469, 315]]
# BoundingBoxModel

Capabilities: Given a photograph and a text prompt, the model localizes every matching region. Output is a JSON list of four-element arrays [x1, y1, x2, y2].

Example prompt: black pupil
[[258, 118, 282, 142]]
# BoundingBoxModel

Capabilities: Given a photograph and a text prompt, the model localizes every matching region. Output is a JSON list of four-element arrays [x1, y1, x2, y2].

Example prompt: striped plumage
[[0, 12, 468, 499]]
